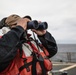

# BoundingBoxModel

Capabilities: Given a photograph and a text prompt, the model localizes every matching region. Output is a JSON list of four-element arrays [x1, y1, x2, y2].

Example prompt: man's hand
[[31, 29, 46, 36], [16, 18, 30, 30]]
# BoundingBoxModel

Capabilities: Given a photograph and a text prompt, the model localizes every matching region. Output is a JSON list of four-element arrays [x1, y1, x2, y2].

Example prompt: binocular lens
[[37, 22, 48, 30], [27, 20, 39, 29], [27, 20, 48, 30]]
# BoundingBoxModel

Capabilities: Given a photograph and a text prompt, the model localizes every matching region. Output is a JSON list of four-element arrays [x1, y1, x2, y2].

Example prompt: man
[[0, 14, 57, 75]]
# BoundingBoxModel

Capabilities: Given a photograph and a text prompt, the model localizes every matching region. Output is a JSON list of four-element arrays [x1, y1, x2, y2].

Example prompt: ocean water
[[51, 44, 76, 62], [57, 44, 76, 52]]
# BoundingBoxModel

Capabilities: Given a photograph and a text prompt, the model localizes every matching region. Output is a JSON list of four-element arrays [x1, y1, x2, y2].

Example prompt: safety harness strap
[[19, 61, 32, 72], [29, 42, 47, 75], [32, 52, 37, 75]]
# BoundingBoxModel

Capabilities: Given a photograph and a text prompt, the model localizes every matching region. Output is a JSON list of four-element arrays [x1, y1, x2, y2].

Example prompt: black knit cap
[[23, 15, 32, 20]]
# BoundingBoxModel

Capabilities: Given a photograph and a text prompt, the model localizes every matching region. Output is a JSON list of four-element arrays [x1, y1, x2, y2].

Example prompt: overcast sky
[[0, 0, 76, 44]]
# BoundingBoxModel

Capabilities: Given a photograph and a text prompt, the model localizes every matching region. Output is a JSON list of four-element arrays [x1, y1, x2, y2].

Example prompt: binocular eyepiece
[[27, 20, 48, 30]]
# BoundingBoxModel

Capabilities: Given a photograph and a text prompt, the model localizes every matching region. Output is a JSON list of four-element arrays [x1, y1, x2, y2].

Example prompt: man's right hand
[[16, 18, 30, 30]]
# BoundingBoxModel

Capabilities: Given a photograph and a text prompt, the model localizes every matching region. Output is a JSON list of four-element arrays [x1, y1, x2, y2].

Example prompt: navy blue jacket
[[0, 26, 57, 72]]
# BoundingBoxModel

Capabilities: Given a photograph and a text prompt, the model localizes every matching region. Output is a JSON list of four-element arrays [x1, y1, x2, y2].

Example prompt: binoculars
[[27, 20, 48, 30]]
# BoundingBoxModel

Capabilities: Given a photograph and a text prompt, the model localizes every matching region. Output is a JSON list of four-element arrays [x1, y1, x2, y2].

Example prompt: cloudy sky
[[0, 0, 76, 44]]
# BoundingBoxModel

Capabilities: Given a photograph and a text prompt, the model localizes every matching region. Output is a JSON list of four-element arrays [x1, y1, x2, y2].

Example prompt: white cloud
[[0, 0, 76, 44]]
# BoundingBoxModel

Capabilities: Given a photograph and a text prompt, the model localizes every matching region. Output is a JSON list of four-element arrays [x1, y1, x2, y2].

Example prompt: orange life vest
[[0, 40, 52, 75]]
